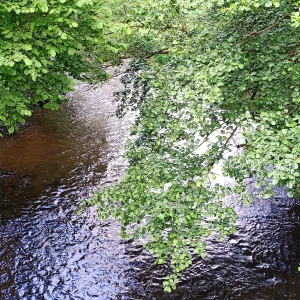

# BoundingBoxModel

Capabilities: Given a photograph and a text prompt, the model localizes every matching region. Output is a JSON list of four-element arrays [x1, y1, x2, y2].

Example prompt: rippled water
[[0, 77, 300, 299]]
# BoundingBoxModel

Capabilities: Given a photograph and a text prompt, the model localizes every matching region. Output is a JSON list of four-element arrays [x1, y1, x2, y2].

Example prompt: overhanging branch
[[224, 126, 238, 148], [146, 49, 170, 59], [241, 13, 290, 43]]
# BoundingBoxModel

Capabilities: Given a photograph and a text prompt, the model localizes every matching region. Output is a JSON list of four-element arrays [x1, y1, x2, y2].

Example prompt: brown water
[[0, 78, 300, 299]]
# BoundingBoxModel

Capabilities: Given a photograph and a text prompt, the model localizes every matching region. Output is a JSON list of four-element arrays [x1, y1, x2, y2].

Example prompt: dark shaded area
[[0, 97, 108, 220]]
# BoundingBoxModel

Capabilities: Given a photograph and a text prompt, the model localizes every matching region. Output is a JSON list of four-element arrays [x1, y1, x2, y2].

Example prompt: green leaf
[[61, 32, 68, 39], [265, 1, 272, 7], [68, 48, 76, 55], [5, 32, 13, 39], [49, 49, 56, 57], [7, 69, 16, 75], [22, 110, 32, 116], [35, 61, 42, 68], [24, 58, 33, 65], [8, 127, 14, 134]]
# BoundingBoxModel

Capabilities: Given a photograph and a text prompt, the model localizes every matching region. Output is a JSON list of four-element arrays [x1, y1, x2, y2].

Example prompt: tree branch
[[224, 126, 238, 148], [146, 49, 170, 59], [251, 89, 258, 100], [241, 13, 289, 43]]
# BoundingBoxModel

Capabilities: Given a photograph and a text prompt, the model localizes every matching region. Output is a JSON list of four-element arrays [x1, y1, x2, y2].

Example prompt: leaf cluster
[[91, 0, 300, 291], [0, 0, 129, 133]]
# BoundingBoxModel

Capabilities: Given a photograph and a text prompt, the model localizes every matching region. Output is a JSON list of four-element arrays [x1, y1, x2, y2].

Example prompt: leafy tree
[[87, 0, 300, 292], [0, 0, 130, 133], [3, 0, 300, 293]]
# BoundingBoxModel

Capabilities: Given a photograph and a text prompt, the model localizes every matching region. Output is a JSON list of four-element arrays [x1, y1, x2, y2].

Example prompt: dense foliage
[[88, 0, 300, 292], [0, 0, 129, 133], [2, 0, 300, 293]]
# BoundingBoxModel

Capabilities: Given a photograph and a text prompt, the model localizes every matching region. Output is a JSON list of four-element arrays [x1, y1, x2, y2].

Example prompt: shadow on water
[[0, 89, 108, 219], [0, 78, 300, 299]]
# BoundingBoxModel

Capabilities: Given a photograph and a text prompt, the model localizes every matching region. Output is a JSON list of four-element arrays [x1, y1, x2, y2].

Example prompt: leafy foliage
[[0, 0, 129, 133], [87, 0, 300, 292], [3, 0, 300, 293]]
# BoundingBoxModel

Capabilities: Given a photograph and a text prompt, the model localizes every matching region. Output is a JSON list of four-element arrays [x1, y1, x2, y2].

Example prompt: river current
[[0, 76, 300, 299]]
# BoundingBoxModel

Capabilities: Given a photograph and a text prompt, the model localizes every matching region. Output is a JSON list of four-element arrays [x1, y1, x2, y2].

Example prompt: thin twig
[[250, 89, 258, 100], [158, 25, 173, 34], [110, 70, 127, 78], [146, 48, 170, 59], [81, 82, 100, 92], [224, 126, 238, 148], [241, 13, 289, 43]]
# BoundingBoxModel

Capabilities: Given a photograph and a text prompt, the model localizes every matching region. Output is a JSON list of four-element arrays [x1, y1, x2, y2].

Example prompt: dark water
[[0, 78, 300, 299]]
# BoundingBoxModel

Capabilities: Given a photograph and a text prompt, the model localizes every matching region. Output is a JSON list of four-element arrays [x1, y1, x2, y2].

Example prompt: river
[[0, 76, 300, 299]]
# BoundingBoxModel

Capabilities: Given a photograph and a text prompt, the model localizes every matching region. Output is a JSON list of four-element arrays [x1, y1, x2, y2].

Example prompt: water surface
[[0, 78, 300, 299]]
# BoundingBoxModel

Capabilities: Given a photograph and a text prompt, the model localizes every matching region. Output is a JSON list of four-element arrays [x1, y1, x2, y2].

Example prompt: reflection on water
[[0, 88, 108, 219], [0, 77, 300, 299]]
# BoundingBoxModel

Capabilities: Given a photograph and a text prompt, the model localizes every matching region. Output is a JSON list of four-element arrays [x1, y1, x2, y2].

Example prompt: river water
[[0, 77, 300, 299]]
